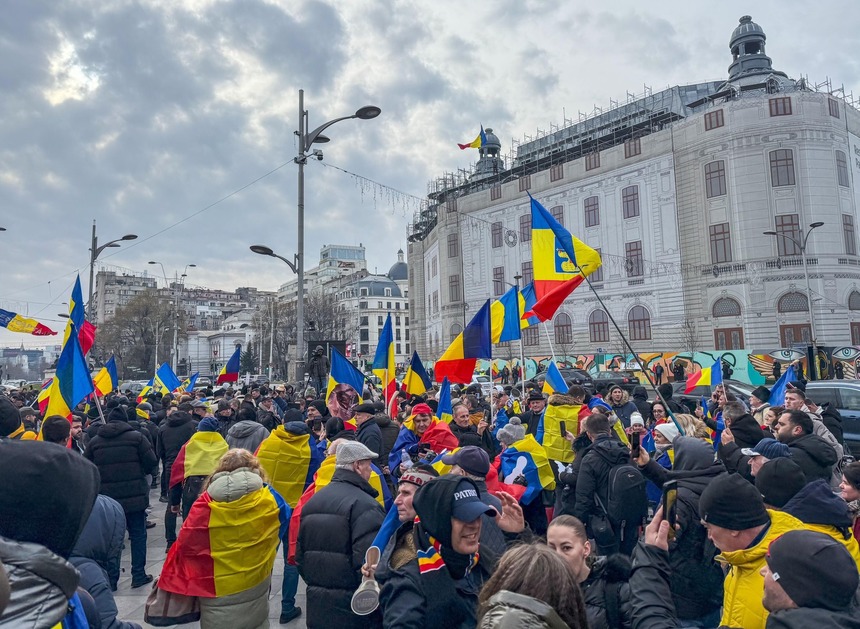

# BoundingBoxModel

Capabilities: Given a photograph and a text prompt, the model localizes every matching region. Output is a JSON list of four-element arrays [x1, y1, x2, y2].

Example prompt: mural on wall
[[475, 346, 860, 385]]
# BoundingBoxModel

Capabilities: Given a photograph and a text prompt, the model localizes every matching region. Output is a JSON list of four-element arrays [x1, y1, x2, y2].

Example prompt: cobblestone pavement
[[114, 484, 307, 628]]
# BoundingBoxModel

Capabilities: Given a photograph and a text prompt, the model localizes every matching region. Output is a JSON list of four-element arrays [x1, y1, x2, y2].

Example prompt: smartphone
[[663, 480, 678, 541], [630, 431, 641, 459], [559, 420, 567, 439]]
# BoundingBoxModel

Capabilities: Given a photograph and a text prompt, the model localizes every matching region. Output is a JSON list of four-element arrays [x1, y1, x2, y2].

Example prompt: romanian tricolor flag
[[684, 358, 722, 394], [326, 348, 366, 422], [542, 362, 567, 396], [287, 454, 391, 563], [372, 314, 397, 402], [519, 282, 540, 328], [68, 275, 96, 354], [457, 125, 487, 150], [44, 321, 94, 420], [93, 356, 119, 397], [434, 300, 491, 384], [437, 377, 453, 424], [401, 351, 432, 397], [37, 379, 52, 414], [388, 415, 460, 470], [136, 377, 154, 403], [169, 431, 230, 490], [524, 193, 602, 322], [178, 372, 200, 393], [216, 345, 241, 384], [499, 434, 556, 505], [0, 309, 56, 336], [490, 285, 527, 343], [256, 426, 325, 508], [157, 483, 289, 597]]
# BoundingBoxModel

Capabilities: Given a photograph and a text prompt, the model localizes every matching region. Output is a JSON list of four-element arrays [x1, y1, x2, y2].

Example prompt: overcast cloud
[[2, 0, 859, 347]]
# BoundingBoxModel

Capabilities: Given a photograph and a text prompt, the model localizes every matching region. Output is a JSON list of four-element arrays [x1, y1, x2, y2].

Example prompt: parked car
[[805, 381, 860, 456], [118, 380, 149, 396], [671, 379, 756, 414], [471, 374, 493, 398], [527, 368, 595, 394], [592, 370, 639, 393]]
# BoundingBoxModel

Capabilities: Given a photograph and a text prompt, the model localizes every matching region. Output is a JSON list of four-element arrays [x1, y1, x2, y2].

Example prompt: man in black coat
[[85, 406, 158, 588], [519, 391, 547, 438], [353, 403, 383, 468], [773, 409, 838, 483], [156, 410, 196, 548], [296, 441, 385, 629]]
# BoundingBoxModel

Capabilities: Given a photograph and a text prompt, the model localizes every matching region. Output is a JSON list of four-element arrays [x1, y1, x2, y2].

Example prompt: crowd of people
[[1, 368, 859, 628]]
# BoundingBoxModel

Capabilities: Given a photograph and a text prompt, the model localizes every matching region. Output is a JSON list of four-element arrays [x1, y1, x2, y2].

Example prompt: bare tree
[[680, 318, 699, 355]]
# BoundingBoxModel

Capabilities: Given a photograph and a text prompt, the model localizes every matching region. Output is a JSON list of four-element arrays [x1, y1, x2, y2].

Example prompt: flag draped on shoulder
[[256, 426, 325, 508], [437, 377, 453, 424], [216, 346, 241, 384], [524, 194, 602, 321], [45, 320, 94, 419], [542, 362, 567, 396], [372, 314, 396, 400], [457, 125, 487, 150], [434, 300, 492, 384], [499, 434, 556, 505], [490, 285, 527, 343], [401, 351, 432, 396], [0, 309, 56, 336], [170, 432, 229, 489], [158, 483, 289, 598], [93, 356, 119, 397], [685, 358, 722, 393]]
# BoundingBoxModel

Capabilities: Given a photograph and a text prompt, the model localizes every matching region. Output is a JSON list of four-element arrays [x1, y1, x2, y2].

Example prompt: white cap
[[630, 412, 644, 426]]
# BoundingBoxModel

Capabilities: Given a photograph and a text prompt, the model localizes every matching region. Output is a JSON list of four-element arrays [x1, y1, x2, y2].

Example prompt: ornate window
[[777, 292, 809, 313], [712, 297, 741, 318], [770, 149, 796, 187], [622, 186, 639, 219], [589, 310, 609, 343], [848, 291, 860, 311], [705, 160, 727, 198], [628, 305, 652, 341]]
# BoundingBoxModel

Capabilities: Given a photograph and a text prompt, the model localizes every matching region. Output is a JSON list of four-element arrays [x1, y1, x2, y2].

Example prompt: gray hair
[[722, 401, 747, 421]]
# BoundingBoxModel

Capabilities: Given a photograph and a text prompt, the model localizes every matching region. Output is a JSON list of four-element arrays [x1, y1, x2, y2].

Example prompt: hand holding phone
[[630, 431, 641, 460], [663, 480, 678, 541]]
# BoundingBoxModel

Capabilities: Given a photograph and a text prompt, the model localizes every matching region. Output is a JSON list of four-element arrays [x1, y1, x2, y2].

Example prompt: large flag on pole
[[491, 285, 527, 343], [93, 356, 119, 397], [524, 194, 602, 321], [372, 314, 396, 401], [216, 346, 241, 384], [401, 351, 432, 396], [457, 125, 487, 150], [69, 275, 96, 354], [542, 361, 567, 396], [768, 364, 797, 406], [326, 348, 367, 429], [519, 282, 540, 328], [45, 321, 94, 419], [434, 300, 492, 384], [437, 377, 453, 424], [155, 362, 182, 394]]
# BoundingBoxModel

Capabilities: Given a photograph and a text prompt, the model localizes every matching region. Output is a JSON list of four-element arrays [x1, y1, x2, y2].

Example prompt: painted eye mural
[[767, 349, 805, 362], [831, 346, 860, 361]]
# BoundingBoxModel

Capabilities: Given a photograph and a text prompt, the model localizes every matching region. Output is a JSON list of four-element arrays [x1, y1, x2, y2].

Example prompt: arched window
[[777, 292, 808, 313], [589, 310, 609, 343], [554, 313, 573, 344], [712, 297, 742, 318], [849, 291, 860, 311], [628, 306, 652, 341], [450, 323, 463, 342]]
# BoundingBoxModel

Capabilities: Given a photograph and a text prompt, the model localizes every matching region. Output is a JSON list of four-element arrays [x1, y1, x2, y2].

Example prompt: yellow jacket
[[9, 424, 36, 440], [717, 509, 804, 629], [804, 522, 860, 569]]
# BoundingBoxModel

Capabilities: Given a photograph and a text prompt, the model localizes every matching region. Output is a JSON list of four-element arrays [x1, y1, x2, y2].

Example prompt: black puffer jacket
[[356, 418, 383, 467], [573, 435, 631, 524], [631, 386, 651, 421], [819, 402, 844, 444], [581, 554, 633, 629], [296, 467, 385, 629], [157, 411, 196, 468], [85, 419, 158, 513], [375, 414, 400, 469], [557, 434, 593, 517], [638, 437, 725, 619], [787, 433, 838, 483]]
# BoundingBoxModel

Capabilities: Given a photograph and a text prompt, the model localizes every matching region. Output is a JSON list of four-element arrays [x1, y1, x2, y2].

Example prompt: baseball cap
[[441, 446, 490, 477], [451, 478, 498, 522], [741, 437, 791, 459], [190, 399, 207, 408], [399, 469, 438, 488]]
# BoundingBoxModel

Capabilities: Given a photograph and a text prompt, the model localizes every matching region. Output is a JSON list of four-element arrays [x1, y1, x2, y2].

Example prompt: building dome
[[388, 249, 408, 281], [358, 275, 403, 298], [730, 15, 765, 48]]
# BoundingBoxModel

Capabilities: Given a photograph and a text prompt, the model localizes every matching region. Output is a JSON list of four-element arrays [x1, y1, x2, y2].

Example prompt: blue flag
[[155, 362, 182, 393], [768, 364, 797, 406]]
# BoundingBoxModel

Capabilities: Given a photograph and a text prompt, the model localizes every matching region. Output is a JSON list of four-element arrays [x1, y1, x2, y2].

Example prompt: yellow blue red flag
[[434, 300, 492, 384], [491, 285, 527, 343], [402, 351, 432, 396], [542, 361, 567, 396], [216, 346, 241, 384], [372, 314, 396, 401], [45, 321, 94, 419]]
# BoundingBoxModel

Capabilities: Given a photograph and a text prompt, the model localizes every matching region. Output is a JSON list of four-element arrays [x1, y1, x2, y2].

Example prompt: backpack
[[596, 463, 648, 528]]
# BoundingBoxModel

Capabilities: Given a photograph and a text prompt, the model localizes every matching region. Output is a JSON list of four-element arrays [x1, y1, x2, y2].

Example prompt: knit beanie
[[754, 457, 806, 508], [497, 417, 525, 446], [699, 473, 769, 530], [654, 422, 680, 443], [197, 416, 220, 432]]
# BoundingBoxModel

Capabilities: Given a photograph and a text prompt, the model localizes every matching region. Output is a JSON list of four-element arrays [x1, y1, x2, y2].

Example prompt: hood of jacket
[[718, 509, 803, 568], [665, 437, 725, 492], [207, 467, 265, 502], [70, 494, 125, 571], [729, 414, 769, 449], [782, 479, 854, 527], [98, 419, 138, 439], [167, 411, 194, 428], [632, 386, 648, 401], [789, 433, 839, 467], [375, 413, 393, 428], [479, 590, 571, 629], [608, 388, 631, 406], [228, 419, 268, 439], [591, 434, 631, 466]]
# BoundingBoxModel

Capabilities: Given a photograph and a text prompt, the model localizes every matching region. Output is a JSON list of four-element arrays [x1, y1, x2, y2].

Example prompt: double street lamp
[[763, 221, 824, 378], [253, 90, 380, 381], [88, 222, 137, 321], [149, 260, 196, 373]]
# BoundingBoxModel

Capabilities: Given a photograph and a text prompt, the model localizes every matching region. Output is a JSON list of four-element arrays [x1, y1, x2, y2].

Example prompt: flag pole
[[91, 389, 107, 424], [580, 273, 684, 435], [542, 324, 557, 361]]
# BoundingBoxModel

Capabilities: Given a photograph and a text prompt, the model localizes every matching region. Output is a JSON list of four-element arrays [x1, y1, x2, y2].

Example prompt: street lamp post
[[291, 90, 380, 381], [88, 221, 137, 322], [149, 261, 195, 373], [763, 221, 824, 379]]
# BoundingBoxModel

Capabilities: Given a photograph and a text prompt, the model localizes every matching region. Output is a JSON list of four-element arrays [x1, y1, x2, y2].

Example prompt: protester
[[520, 391, 547, 437], [772, 409, 838, 483], [168, 417, 229, 523], [214, 399, 239, 437], [296, 441, 386, 628], [0, 395, 36, 440], [656, 383, 686, 415], [698, 473, 804, 628], [477, 543, 589, 629], [226, 406, 271, 453], [354, 401, 383, 461], [388, 402, 458, 476], [40, 414, 72, 445], [70, 414, 86, 454], [158, 449, 289, 629], [546, 515, 632, 629], [606, 385, 638, 428], [841, 461, 860, 543], [631, 386, 650, 421], [749, 385, 771, 425], [84, 404, 158, 588]]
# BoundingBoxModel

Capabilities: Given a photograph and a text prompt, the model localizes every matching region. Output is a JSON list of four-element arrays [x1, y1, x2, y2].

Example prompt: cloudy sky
[[2, 0, 859, 348]]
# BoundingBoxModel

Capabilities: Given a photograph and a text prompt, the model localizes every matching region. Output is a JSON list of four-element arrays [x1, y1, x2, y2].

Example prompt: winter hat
[[412, 403, 432, 416], [335, 441, 378, 467], [699, 473, 769, 530], [441, 446, 491, 477], [657, 383, 674, 399], [107, 406, 128, 422], [283, 409, 305, 424], [766, 530, 859, 610], [754, 458, 806, 507], [308, 400, 328, 417], [197, 416, 220, 432], [750, 386, 771, 403], [399, 467, 439, 488], [654, 423, 679, 442], [0, 396, 22, 436], [741, 437, 791, 460], [497, 417, 526, 446], [727, 414, 769, 449]]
